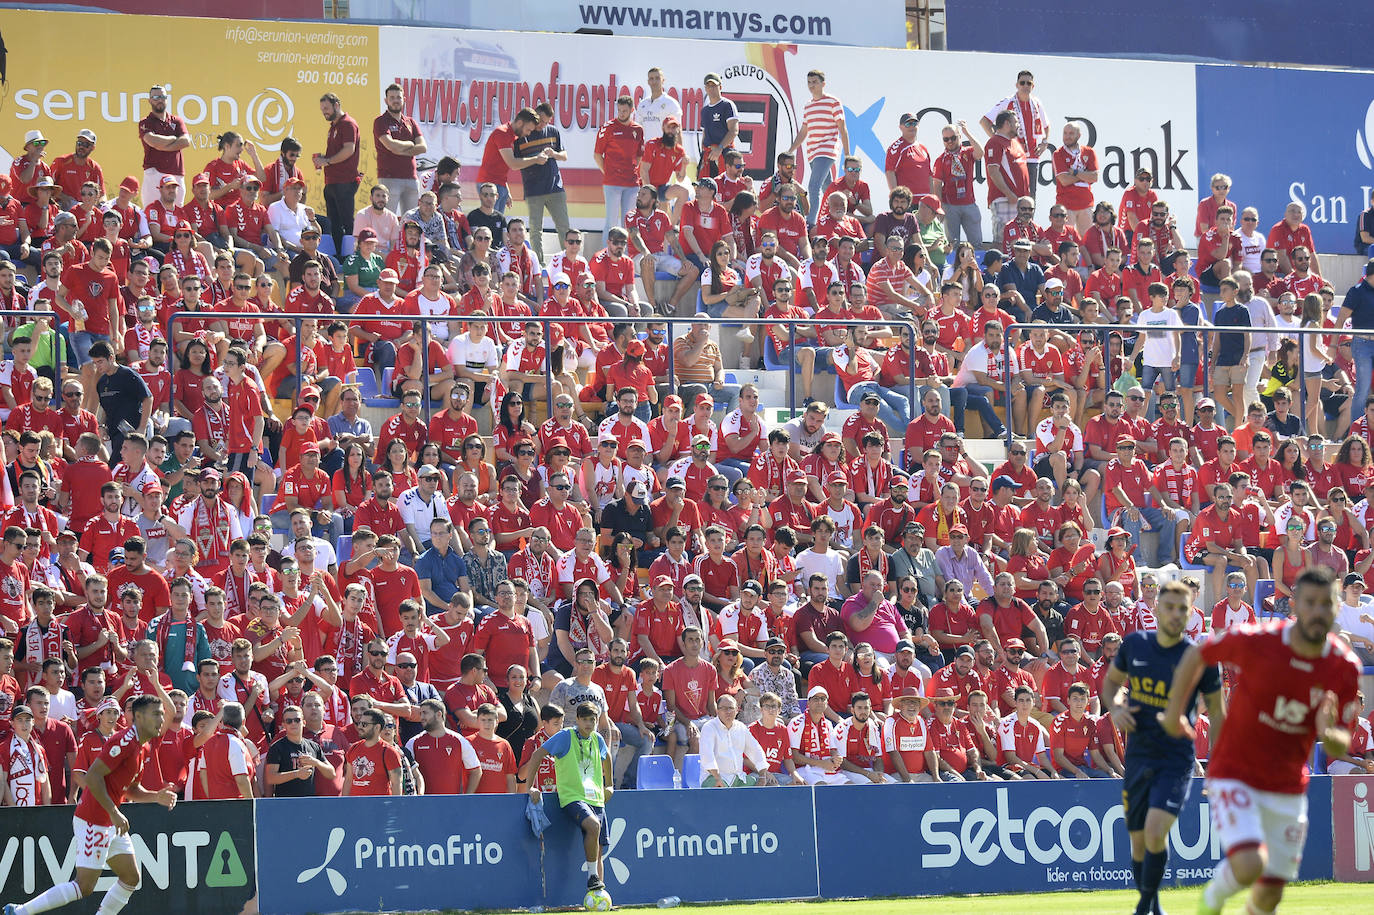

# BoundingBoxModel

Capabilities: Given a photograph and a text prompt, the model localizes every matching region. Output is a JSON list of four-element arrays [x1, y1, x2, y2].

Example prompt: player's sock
[[1132, 858, 1143, 888], [13, 880, 82, 915], [93, 880, 137, 915], [1135, 849, 1169, 915], [1202, 859, 1244, 910]]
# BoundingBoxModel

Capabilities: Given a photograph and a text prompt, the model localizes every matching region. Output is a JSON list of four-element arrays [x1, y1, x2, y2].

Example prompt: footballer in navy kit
[[1102, 579, 1225, 915]]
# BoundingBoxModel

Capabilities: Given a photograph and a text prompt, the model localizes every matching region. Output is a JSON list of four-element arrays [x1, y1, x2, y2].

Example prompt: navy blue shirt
[[1343, 276, 1374, 329], [414, 544, 468, 615], [701, 98, 738, 150], [1111, 631, 1221, 764], [1176, 302, 1203, 365], [997, 260, 1045, 322], [514, 125, 564, 197], [1211, 302, 1250, 366]]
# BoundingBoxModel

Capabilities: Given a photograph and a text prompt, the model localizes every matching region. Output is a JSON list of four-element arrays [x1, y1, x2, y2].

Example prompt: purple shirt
[[840, 593, 907, 654]]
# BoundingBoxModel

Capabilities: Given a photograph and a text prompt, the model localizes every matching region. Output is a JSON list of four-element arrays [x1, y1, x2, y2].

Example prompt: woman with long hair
[[1259, 337, 1300, 412], [173, 338, 213, 423], [166, 223, 212, 294], [851, 642, 891, 716], [711, 640, 748, 706], [381, 438, 419, 492], [728, 191, 759, 266], [941, 241, 984, 305], [1007, 528, 1052, 603], [456, 434, 498, 502], [415, 442, 447, 489], [499, 438, 543, 509], [1047, 522, 1096, 603], [496, 664, 540, 758], [1299, 293, 1333, 433], [1058, 477, 1096, 534], [1324, 485, 1370, 563], [602, 533, 639, 606], [493, 391, 535, 466], [699, 239, 761, 366], [331, 441, 371, 532], [1271, 516, 1307, 617], [1334, 434, 1373, 495], [1274, 438, 1306, 484]]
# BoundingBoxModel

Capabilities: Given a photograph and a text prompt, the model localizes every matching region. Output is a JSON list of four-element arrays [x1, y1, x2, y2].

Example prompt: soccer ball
[[583, 887, 613, 911]]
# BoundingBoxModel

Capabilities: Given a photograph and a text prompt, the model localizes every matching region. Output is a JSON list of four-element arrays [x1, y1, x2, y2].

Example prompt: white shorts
[[1207, 777, 1308, 882], [839, 769, 899, 785], [633, 251, 684, 277], [794, 764, 852, 786], [74, 815, 135, 870]]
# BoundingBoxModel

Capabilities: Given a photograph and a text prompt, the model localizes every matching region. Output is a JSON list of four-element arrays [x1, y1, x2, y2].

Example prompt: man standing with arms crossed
[[314, 93, 361, 257], [138, 86, 190, 206], [1164, 567, 1361, 915], [373, 84, 427, 216], [1102, 579, 1226, 915], [4, 694, 175, 915]]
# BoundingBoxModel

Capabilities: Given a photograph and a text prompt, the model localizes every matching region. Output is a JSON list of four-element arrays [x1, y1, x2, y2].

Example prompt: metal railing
[[999, 320, 1374, 449], [168, 309, 921, 421]]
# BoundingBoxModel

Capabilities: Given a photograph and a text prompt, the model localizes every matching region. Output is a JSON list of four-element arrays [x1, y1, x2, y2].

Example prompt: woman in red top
[[1271, 517, 1306, 615], [251, 275, 290, 340], [1325, 486, 1370, 559], [1048, 522, 1097, 602], [728, 192, 759, 267], [166, 226, 212, 292], [223, 471, 256, 534], [1058, 478, 1095, 535], [332, 442, 371, 532], [1335, 436, 1372, 496], [700, 239, 757, 321], [454, 435, 498, 502], [602, 534, 639, 607], [380, 438, 419, 493], [498, 441, 543, 510], [1006, 529, 1053, 603], [1096, 527, 1139, 601], [173, 339, 212, 422], [851, 643, 891, 714], [493, 392, 536, 466], [711, 640, 749, 705], [603, 345, 656, 418]]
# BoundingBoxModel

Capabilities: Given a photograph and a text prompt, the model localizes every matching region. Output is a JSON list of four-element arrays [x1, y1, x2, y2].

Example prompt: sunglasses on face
[[368, 650, 387, 657]]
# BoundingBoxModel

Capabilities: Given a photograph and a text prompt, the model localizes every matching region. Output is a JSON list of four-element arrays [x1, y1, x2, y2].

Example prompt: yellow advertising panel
[[0, 11, 379, 208]]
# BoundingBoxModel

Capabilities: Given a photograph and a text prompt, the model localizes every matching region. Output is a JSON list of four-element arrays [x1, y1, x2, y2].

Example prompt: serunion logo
[[603, 818, 631, 885], [1357, 99, 1374, 170], [245, 88, 294, 152], [297, 826, 348, 896]]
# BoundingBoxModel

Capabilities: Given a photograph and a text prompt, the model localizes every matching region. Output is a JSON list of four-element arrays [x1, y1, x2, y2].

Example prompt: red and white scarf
[[335, 616, 367, 681], [3, 734, 45, 806], [857, 547, 889, 582], [21, 618, 63, 688], [151, 611, 198, 673], [188, 497, 233, 567], [568, 608, 608, 662]]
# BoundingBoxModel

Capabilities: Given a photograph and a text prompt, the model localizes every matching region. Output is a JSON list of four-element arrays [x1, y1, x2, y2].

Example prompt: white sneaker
[[735, 326, 755, 342], [738, 356, 753, 370]]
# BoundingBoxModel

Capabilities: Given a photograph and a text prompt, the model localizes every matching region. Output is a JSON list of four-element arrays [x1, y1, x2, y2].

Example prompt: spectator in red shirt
[[1050, 683, 1112, 778], [342, 706, 402, 796], [593, 96, 644, 249], [469, 702, 518, 793]]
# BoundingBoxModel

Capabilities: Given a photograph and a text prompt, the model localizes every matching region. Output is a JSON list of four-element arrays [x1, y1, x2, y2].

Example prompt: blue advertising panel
[[256, 795, 543, 915], [816, 777, 1333, 898], [946, 2, 1373, 70], [540, 786, 818, 908], [1197, 64, 1374, 258]]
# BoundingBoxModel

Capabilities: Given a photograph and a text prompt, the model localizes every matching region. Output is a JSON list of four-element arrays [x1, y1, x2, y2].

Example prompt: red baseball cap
[[119, 175, 139, 194], [949, 524, 969, 536], [663, 394, 683, 411], [627, 439, 648, 451], [826, 471, 848, 485], [693, 392, 714, 407], [786, 469, 807, 484], [159, 175, 182, 188], [919, 194, 944, 215], [820, 432, 842, 445], [285, 177, 306, 189], [300, 441, 321, 454], [300, 385, 322, 400], [932, 687, 958, 699], [192, 173, 211, 187], [626, 340, 646, 357], [652, 575, 674, 590]]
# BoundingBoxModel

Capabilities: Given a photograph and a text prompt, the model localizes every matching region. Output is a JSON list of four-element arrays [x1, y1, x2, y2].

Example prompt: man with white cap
[[11, 130, 52, 204], [51, 130, 103, 209], [786, 685, 848, 785]]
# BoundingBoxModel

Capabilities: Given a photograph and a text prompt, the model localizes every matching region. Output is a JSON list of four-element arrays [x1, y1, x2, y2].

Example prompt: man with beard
[[373, 83, 427, 215], [138, 85, 190, 205], [175, 469, 240, 578], [313, 93, 361, 254], [592, 638, 656, 788]]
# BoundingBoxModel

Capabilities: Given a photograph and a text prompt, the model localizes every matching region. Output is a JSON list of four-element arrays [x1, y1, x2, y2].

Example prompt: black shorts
[[563, 801, 609, 848], [1033, 454, 1059, 478], [1122, 758, 1194, 831]]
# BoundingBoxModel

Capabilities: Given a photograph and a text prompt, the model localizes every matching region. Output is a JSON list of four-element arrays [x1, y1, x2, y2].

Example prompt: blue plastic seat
[[364, 367, 400, 408], [636, 755, 677, 790], [763, 338, 791, 372], [337, 535, 352, 566], [834, 376, 856, 408], [681, 753, 703, 789], [1254, 579, 1276, 617], [317, 236, 338, 260], [260, 494, 275, 514], [357, 367, 380, 398], [1179, 531, 1207, 572], [654, 269, 676, 282], [340, 235, 356, 259]]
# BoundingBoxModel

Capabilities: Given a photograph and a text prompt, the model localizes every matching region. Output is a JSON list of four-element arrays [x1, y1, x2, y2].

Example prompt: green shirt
[[342, 252, 384, 289], [146, 615, 212, 694], [13, 321, 70, 372], [160, 454, 190, 501], [543, 726, 609, 808]]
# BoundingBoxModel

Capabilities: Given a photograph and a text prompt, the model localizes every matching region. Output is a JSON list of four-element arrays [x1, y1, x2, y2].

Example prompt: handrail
[[167, 309, 922, 422], [999, 320, 1373, 450]]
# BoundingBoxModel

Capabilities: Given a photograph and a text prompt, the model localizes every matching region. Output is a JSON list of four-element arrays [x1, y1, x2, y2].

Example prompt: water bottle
[[671, 768, 682, 790], [657, 897, 681, 908]]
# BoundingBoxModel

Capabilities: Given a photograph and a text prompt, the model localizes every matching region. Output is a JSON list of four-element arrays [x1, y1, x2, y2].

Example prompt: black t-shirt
[[1264, 411, 1301, 439], [467, 207, 508, 248], [600, 498, 652, 543], [265, 736, 325, 797], [96, 364, 151, 435], [514, 125, 564, 197], [497, 689, 539, 761]]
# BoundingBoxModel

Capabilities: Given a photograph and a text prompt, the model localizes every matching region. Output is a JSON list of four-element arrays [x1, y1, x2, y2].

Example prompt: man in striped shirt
[[786, 70, 848, 228]]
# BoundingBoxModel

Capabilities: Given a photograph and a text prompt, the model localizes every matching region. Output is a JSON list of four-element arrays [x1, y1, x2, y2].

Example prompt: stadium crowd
[[3, 63, 1374, 809]]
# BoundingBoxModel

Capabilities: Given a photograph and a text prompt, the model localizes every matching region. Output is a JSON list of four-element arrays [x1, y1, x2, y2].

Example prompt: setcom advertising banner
[[377, 27, 1199, 235], [0, 11, 379, 212]]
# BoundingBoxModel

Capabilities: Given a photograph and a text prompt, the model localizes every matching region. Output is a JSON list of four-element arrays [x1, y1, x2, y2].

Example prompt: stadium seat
[[834, 376, 857, 409], [1179, 532, 1207, 572], [261, 494, 275, 514], [337, 535, 352, 566], [636, 755, 677, 790], [681, 753, 703, 788], [654, 269, 676, 282], [317, 236, 338, 260], [797, 698, 807, 715], [1312, 745, 1328, 775], [762, 339, 790, 372], [340, 235, 356, 259], [357, 366, 380, 398], [1254, 579, 1276, 617]]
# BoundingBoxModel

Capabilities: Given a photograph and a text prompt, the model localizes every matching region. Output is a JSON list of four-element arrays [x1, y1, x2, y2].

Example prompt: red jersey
[[1050, 711, 1099, 766], [473, 611, 534, 688], [469, 733, 517, 794], [1200, 621, 1361, 793], [74, 724, 152, 827], [749, 720, 791, 774], [344, 739, 402, 796], [406, 729, 478, 795]]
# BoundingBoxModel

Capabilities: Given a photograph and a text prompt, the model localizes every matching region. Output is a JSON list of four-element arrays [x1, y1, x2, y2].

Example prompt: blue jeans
[[805, 156, 835, 226], [956, 383, 1005, 436], [613, 721, 650, 789], [494, 184, 510, 214], [1141, 364, 1177, 393], [72, 331, 110, 367], [1114, 504, 1172, 566], [848, 381, 909, 431], [1352, 337, 1374, 418], [602, 185, 638, 243]]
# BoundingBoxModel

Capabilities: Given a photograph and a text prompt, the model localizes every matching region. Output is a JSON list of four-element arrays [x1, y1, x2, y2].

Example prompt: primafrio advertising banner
[[377, 27, 1200, 234]]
